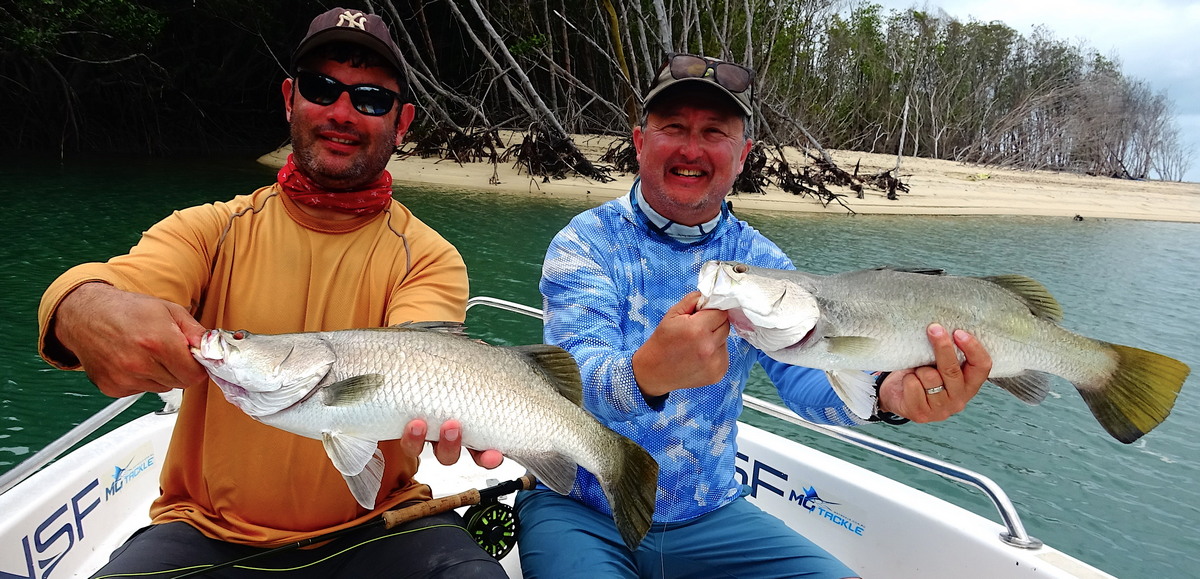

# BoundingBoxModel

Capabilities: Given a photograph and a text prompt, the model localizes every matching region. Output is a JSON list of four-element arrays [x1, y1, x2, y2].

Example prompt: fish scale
[[267, 329, 611, 474], [192, 323, 659, 549], [697, 260, 1189, 443]]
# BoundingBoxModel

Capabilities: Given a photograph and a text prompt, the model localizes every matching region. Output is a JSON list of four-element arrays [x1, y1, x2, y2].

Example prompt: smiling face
[[282, 58, 414, 191], [633, 85, 753, 226]]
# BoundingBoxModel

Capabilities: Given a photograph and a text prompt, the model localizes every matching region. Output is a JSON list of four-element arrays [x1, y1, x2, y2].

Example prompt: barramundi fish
[[191, 322, 658, 549], [696, 260, 1189, 443]]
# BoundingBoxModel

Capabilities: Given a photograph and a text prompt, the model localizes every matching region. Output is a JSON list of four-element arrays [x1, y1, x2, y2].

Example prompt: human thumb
[[168, 303, 208, 349]]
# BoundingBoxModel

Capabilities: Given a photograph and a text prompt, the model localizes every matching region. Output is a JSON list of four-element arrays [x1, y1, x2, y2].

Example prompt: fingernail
[[928, 323, 945, 337], [445, 427, 460, 442], [953, 329, 970, 342], [410, 423, 426, 438]]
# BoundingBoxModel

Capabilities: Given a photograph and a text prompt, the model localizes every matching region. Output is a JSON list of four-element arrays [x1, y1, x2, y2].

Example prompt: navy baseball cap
[[291, 8, 404, 74]]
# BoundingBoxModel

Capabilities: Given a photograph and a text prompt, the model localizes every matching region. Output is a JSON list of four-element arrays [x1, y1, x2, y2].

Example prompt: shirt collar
[[632, 180, 726, 244]]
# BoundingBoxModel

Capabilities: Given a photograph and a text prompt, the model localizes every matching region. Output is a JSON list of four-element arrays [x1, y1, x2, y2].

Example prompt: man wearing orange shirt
[[37, 8, 505, 577]]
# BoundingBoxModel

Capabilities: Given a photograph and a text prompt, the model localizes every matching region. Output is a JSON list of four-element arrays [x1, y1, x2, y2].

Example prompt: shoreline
[[257, 134, 1200, 224]]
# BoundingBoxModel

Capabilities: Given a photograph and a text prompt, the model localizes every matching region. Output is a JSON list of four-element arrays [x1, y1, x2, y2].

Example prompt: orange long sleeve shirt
[[37, 185, 469, 546]]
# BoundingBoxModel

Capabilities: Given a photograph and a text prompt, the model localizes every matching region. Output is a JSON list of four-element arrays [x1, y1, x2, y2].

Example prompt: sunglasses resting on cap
[[644, 53, 755, 117]]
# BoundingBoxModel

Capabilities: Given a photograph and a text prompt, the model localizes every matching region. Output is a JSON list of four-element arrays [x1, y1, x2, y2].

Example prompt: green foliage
[[0, 0, 1188, 179], [2, 0, 165, 57], [510, 33, 549, 58]]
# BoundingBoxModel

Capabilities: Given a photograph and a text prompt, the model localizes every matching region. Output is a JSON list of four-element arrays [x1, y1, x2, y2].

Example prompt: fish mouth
[[696, 261, 738, 310], [192, 330, 228, 363], [190, 331, 257, 413]]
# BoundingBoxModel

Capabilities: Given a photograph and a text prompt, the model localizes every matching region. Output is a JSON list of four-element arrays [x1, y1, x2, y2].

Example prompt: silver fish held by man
[[190, 322, 658, 549], [696, 260, 1190, 443]]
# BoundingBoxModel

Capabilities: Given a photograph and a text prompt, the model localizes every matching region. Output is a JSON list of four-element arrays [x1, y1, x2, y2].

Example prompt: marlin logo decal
[[799, 486, 839, 512]]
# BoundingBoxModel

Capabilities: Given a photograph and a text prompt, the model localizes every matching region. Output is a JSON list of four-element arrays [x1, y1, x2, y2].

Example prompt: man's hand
[[632, 291, 731, 398], [877, 323, 992, 423], [399, 419, 504, 469], [53, 283, 209, 398]]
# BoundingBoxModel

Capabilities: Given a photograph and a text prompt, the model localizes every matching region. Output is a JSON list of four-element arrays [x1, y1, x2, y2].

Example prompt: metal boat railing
[[465, 296, 1042, 550], [0, 296, 1041, 550], [739, 393, 1041, 549], [0, 393, 145, 495]]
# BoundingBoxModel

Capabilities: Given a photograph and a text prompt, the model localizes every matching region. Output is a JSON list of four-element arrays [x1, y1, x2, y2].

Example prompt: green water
[[2, 157, 1198, 577]]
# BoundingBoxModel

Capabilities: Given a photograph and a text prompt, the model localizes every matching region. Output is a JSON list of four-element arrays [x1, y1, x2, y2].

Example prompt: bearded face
[[284, 60, 407, 190]]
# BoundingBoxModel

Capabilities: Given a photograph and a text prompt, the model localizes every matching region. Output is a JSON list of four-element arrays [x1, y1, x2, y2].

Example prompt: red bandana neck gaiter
[[277, 154, 393, 216]]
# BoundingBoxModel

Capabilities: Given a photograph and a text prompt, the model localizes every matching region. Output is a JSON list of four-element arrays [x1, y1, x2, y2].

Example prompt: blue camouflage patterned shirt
[[540, 183, 867, 523]]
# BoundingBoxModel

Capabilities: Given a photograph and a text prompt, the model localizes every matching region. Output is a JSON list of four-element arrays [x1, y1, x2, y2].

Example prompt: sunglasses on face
[[663, 53, 754, 95], [294, 69, 403, 117]]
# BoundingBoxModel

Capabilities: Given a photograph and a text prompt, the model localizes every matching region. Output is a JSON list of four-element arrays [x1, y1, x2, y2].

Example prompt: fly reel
[[463, 499, 518, 560]]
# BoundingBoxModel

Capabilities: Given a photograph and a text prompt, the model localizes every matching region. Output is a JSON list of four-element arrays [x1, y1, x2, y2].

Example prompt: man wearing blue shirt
[[515, 53, 992, 578]]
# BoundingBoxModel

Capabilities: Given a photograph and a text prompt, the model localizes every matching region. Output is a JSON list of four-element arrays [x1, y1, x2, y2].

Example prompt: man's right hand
[[53, 283, 210, 398], [631, 291, 731, 399]]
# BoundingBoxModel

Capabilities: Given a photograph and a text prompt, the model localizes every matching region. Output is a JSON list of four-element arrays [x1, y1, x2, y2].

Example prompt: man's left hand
[[877, 323, 992, 423], [399, 419, 504, 469]]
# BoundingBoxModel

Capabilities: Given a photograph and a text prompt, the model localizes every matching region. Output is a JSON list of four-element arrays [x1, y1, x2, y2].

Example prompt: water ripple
[[3, 161, 1198, 578]]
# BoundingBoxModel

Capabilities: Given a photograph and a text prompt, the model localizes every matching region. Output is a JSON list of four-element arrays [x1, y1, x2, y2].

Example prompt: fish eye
[[232, 330, 247, 340], [733, 264, 749, 273]]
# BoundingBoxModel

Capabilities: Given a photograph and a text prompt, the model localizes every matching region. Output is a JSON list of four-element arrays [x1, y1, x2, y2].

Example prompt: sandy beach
[[258, 132, 1200, 223]]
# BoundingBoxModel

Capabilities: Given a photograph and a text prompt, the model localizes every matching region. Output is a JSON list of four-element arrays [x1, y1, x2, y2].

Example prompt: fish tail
[[598, 436, 659, 550], [1077, 344, 1189, 443]]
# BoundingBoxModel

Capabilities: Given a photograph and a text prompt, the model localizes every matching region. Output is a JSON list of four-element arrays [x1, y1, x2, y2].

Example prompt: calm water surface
[[2, 157, 1198, 578]]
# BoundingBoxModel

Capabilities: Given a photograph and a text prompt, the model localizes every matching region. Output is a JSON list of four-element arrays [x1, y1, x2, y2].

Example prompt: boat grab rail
[[466, 296, 1043, 550], [0, 393, 145, 495], [740, 393, 1041, 549]]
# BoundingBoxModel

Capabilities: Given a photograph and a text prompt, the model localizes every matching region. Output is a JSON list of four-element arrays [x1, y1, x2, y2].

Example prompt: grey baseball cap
[[643, 54, 754, 118]]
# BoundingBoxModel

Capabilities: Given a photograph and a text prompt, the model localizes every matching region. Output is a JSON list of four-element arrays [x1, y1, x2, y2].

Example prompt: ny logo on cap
[[336, 10, 367, 30]]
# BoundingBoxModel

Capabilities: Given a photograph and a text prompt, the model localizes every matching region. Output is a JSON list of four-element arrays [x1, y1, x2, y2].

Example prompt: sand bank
[[258, 133, 1200, 223]]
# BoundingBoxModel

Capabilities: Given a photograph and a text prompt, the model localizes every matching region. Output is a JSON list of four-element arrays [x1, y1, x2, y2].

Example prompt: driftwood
[[407, 127, 908, 207], [734, 143, 769, 194], [383, 0, 917, 194], [501, 128, 614, 183], [864, 167, 911, 200], [814, 153, 911, 201], [758, 147, 910, 211], [763, 149, 854, 213], [404, 127, 503, 164], [599, 137, 638, 174]]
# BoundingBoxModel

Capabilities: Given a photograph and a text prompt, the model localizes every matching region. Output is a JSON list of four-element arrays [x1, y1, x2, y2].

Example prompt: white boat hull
[[0, 410, 1112, 578], [733, 421, 1109, 578], [0, 412, 171, 578]]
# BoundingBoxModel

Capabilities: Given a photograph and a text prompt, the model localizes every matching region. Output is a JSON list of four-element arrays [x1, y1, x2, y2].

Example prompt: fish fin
[[513, 344, 584, 406], [990, 372, 1053, 405], [979, 275, 1064, 323], [873, 265, 947, 276], [825, 370, 878, 419], [824, 336, 879, 357], [321, 430, 381, 477], [509, 451, 580, 495], [593, 435, 659, 550], [321, 374, 386, 406], [388, 321, 469, 337], [341, 449, 385, 509], [1075, 344, 1189, 444], [157, 388, 183, 413]]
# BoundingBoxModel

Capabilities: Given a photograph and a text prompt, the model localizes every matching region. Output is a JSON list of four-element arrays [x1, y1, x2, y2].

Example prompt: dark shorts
[[91, 510, 506, 578], [514, 488, 858, 579]]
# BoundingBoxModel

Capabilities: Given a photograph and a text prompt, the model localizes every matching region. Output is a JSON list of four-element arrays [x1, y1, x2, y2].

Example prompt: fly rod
[[167, 473, 537, 578]]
